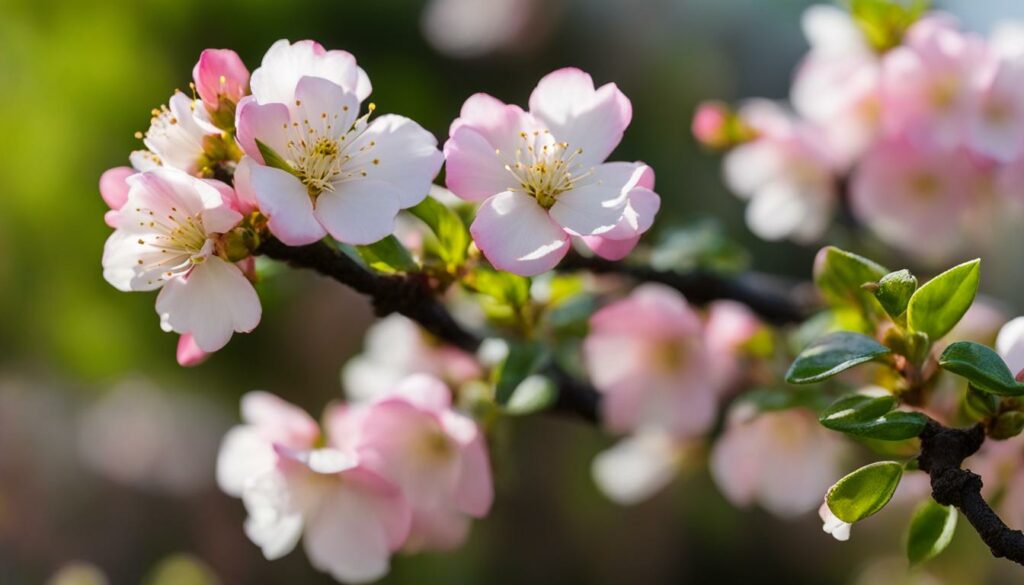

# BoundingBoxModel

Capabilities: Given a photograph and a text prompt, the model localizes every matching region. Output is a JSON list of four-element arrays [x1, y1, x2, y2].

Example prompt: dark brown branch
[[918, 420, 1024, 564], [257, 238, 601, 421], [557, 253, 810, 325]]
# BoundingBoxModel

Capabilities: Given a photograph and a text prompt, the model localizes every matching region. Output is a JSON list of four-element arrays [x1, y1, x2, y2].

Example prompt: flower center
[[503, 130, 593, 209], [132, 204, 215, 285], [283, 104, 378, 198]]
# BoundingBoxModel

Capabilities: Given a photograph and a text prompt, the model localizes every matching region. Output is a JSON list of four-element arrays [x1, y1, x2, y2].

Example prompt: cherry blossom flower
[[101, 168, 260, 353], [342, 315, 481, 403], [965, 27, 1024, 162], [722, 100, 838, 243], [217, 392, 411, 583], [192, 48, 250, 114], [236, 71, 443, 245], [444, 68, 660, 276], [849, 138, 972, 263], [334, 375, 494, 552], [880, 16, 989, 151], [249, 39, 371, 107], [791, 4, 882, 167], [583, 284, 716, 437], [710, 406, 847, 518]]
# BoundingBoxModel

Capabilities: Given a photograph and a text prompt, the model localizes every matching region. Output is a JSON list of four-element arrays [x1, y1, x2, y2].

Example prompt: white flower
[[819, 500, 852, 541], [101, 168, 260, 352]]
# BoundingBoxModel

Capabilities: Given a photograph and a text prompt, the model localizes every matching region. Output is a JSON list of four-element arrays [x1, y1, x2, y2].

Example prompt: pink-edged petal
[[314, 179, 402, 245], [250, 39, 370, 106], [453, 429, 493, 517], [231, 156, 261, 214], [250, 164, 327, 245], [548, 162, 647, 236], [387, 374, 452, 411], [443, 126, 514, 202], [236, 98, 292, 162], [579, 234, 640, 261], [176, 333, 210, 367], [103, 210, 121, 229], [303, 479, 410, 584], [529, 68, 632, 165], [470, 191, 570, 276], [348, 114, 444, 208], [154, 256, 262, 352], [449, 93, 534, 156], [100, 166, 134, 211], [241, 390, 320, 449], [291, 76, 360, 139]]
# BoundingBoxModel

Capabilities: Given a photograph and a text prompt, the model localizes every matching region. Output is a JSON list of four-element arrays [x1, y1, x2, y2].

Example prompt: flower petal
[[291, 76, 360, 141], [529, 68, 632, 166], [443, 126, 515, 202], [313, 179, 402, 245], [235, 98, 292, 162], [250, 164, 327, 245], [216, 426, 277, 497], [470, 191, 570, 276], [347, 114, 444, 208], [250, 39, 371, 106], [154, 256, 262, 352], [592, 432, 681, 505]]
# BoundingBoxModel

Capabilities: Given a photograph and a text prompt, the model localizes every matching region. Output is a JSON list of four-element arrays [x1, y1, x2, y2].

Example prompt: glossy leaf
[[356, 235, 418, 274], [827, 461, 904, 523], [494, 342, 548, 405], [907, 259, 980, 342], [939, 341, 1024, 396], [786, 331, 891, 384], [906, 500, 957, 566], [819, 394, 926, 440], [813, 246, 888, 310], [408, 196, 470, 269]]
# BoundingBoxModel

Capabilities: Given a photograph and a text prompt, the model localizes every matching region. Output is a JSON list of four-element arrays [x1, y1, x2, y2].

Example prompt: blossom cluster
[[697, 4, 1024, 263]]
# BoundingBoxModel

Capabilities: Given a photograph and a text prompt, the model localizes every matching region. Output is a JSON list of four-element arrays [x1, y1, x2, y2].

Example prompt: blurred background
[[2, 0, 1024, 583]]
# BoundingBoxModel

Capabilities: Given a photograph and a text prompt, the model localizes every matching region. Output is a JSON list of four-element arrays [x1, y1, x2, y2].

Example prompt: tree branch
[[557, 253, 810, 325], [918, 419, 1024, 564], [257, 238, 601, 421]]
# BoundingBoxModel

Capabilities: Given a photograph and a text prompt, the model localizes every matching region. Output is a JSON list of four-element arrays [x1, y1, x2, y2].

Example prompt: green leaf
[[907, 259, 980, 342], [873, 269, 917, 320], [939, 341, 1024, 396], [255, 139, 297, 175], [990, 411, 1024, 440], [813, 246, 889, 311], [408, 196, 470, 269], [503, 374, 557, 415], [786, 331, 891, 384], [355, 235, 418, 274], [494, 342, 548, 405], [906, 500, 957, 566], [827, 461, 904, 523], [819, 393, 926, 440]]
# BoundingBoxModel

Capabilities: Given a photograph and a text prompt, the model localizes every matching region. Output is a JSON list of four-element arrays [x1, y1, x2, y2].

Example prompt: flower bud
[[691, 101, 756, 150], [192, 49, 250, 127]]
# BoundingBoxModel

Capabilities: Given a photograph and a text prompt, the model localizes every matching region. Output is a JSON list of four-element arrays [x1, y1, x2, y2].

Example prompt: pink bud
[[176, 334, 211, 367], [192, 49, 250, 110], [692, 101, 728, 141], [100, 166, 135, 228]]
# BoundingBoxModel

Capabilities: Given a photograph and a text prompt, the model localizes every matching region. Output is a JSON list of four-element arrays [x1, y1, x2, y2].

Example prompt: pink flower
[[217, 392, 411, 583], [880, 16, 989, 151], [849, 138, 972, 262], [722, 100, 838, 243], [236, 72, 443, 245], [583, 284, 716, 437], [791, 5, 882, 167], [336, 375, 494, 552], [342, 315, 481, 403], [192, 49, 250, 112], [710, 407, 847, 518], [444, 68, 660, 275], [249, 39, 371, 107], [101, 168, 261, 353], [965, 30, 1024, 162]]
